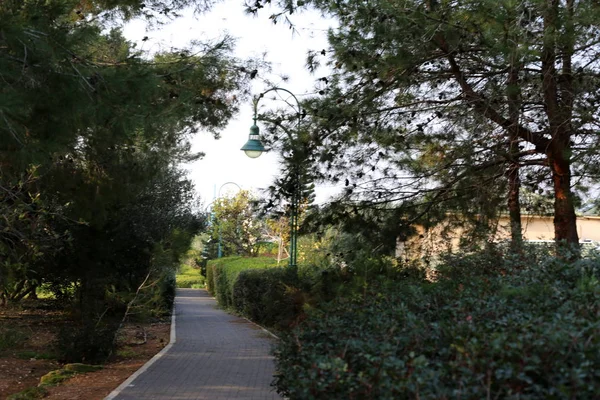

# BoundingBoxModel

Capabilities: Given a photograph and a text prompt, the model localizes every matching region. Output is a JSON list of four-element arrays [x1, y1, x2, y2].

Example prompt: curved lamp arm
[[242, 87, 302, 158], [252, 87, 302, 129]]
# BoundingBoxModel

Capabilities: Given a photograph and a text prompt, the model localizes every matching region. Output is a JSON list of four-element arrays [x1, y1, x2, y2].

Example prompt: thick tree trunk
[[541, 0, 578, 255], [507, 162, 523, 250], [549, 152, 579, 251]]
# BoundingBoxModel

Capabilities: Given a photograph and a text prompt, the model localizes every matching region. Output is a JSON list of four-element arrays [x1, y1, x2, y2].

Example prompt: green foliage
[[0, 0, 248, 365], [0, 0, 244, 330], [176, 241, 207, 288], [6, 386, 48, 400], [254, 0, 600, 246], [295, 226, 403, 306], [206, 257, 278, 308], [54, 324, 119, 363], [116, 347, 138, 358], [210, 191, 266, 257], [8, 363, 101, 399], [0, 168, 69, 304], [233, 267, 300, 329], [0, 327, 28, 351], [63, 363, 103, 373], [176, 264, 206, 288], [274, 252, 600, 399], [38, 369, 77, 386]]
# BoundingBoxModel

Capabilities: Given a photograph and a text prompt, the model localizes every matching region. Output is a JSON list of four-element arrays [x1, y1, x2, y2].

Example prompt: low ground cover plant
[[273, 250, 600, 399]]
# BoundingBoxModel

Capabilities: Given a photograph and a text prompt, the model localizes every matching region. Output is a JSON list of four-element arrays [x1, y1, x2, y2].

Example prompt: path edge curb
[[103, 303, 177, 400], [241, 315, 279, 340], [206, 291, 279, 340]]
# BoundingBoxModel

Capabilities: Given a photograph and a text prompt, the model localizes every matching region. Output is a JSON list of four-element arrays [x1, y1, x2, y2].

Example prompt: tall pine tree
[[251, 0, 600, 251]]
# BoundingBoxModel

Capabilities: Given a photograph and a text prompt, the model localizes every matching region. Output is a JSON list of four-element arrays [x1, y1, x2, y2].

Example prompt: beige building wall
[[397, 216, 600, 260], [496, 215, 600, 242]]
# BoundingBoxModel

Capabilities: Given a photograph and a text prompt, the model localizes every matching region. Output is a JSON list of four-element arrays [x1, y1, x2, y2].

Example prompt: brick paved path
[[107, 288, 281, 400]]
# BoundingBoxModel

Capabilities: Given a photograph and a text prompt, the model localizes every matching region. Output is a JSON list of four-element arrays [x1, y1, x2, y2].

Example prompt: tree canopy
[[250, 0, 600, 250], [0, 0, 248, 314]]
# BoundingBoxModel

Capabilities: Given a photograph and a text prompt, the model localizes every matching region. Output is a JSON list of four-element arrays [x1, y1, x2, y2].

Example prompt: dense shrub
[[274, 253, 600, 399], [0, 327, 28, 351], [176, 274, 205, 288], [206, 257, 278, 308], [206, 258, 216, 295], [176, 264, 205, 288], [233, 267, 301, 328], [158, 268, 177, 312], [55, 323, 119, 363]]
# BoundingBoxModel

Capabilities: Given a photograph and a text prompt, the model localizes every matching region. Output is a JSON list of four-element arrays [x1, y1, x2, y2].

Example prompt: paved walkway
[[107, 288, 281, 400]]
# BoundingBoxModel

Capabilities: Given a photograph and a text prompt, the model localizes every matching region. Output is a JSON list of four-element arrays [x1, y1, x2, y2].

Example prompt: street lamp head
[[241, 124, 266, 158]]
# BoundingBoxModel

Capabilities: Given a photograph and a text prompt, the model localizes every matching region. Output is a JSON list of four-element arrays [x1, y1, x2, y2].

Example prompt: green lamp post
[[241, 87, 302, 269]]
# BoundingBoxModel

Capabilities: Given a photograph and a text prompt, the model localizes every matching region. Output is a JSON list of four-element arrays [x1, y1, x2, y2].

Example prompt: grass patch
[[63, 363, 103, 373], [116, 347, 138, 358]]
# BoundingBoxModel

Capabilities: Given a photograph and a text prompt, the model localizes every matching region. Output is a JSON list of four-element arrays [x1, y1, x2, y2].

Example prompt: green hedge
[[233, 267, 301, 328], [176, 264, 205, 288], [273, 253, 600, 399], [206, 257, 279, 309]]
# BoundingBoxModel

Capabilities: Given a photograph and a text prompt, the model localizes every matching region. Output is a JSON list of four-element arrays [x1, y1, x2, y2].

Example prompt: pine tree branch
[[432, 35, 551, 153]]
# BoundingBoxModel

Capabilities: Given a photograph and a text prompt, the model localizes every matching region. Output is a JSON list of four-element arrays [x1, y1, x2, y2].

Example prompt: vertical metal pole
[[289, 171, 299, 269]]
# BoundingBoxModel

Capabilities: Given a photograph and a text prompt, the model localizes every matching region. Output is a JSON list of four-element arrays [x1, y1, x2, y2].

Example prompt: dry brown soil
[[1, 301, 169, 400]]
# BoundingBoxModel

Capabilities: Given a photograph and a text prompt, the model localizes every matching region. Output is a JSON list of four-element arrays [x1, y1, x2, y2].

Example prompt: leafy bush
[[274, 252, 600, 399], [158, 268, 177, 312], [176, 264, 205, 288], [233, 267, 301, 328], [0, 327, 28, 351], [55, 324, 118, 363], [206, 258, 216, 295], [206, 257, 277, 308], [176, 274, 205, 288]]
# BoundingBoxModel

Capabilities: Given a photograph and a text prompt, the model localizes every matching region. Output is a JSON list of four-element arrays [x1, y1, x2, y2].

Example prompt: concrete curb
[[206, 292, 280, 340], [241, 315, 280, 340], [104, 304, 177, 400]]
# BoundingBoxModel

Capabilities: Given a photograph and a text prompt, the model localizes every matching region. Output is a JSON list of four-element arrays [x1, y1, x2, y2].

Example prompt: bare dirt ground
[[1, 301, 169, 400]]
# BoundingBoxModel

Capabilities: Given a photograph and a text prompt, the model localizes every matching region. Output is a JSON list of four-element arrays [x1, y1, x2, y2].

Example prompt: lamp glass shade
[[244, 149, 263, 158], [241, 124, 266, 158]]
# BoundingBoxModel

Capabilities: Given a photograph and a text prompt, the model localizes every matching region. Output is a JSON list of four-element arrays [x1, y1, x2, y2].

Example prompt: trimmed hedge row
[[206, 257, 301, 328], [273, 253, 600, 399], [233, 267, 301, 328], [206, 257, 275, 306], [176, 264, 205, 288]]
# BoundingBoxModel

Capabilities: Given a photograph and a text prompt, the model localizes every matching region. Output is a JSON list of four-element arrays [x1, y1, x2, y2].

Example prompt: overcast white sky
[[123, 1, 340, 205]]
